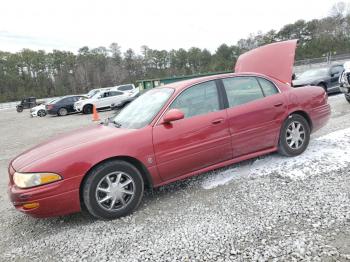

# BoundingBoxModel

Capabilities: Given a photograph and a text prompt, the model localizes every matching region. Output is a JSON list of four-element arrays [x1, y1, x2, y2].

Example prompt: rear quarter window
[[257, 77, 278, 96]]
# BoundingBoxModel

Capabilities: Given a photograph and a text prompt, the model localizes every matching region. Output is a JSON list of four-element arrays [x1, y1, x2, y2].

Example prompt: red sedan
[[8, 40, 330, 219]]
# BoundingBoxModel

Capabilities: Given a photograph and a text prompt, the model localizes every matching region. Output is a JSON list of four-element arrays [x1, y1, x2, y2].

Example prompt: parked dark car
[[293, 64, 344, 94], [46, 95, 87, 116], [16, 97, 42, 112]]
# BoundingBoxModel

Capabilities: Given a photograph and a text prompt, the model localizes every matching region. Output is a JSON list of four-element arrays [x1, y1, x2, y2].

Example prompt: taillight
[[47, 104, 53, 110]]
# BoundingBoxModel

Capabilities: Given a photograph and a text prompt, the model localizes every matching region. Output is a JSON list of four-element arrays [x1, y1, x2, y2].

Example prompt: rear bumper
[[47, 109, 58, 115]]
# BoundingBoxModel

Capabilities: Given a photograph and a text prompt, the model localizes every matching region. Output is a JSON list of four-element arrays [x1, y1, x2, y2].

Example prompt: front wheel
[[82, 160, 144, 219], [278, 114, 310, 157], [83, 104, 93, 114], [38, 109, 46, 117]]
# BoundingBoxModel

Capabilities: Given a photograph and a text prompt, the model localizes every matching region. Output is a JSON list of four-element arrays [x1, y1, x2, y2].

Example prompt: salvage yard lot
[[0, 94, 350, 261]]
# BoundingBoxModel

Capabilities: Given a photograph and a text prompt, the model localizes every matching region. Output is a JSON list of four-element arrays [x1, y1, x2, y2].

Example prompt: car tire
[[83, 104, 93, 114], [345, 94, 350, 104], [38, 109, 46, 117], [318, 83, 328, 93], [16, 106, 23, 113], [278, 114, 310, 157], [82, 160, 144, 220], [58, 107, 68, 116]]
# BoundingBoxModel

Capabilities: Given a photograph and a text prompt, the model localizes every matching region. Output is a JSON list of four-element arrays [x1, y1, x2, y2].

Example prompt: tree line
[[1, 4, 350, 102]]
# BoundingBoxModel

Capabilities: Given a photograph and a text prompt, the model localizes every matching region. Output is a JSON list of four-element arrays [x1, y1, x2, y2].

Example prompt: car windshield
[[112, 88, 174, 129], [91, 91, 102, 99], [88, 90, 100, 98], [298, 68, 328, 79], [47, 99, 56, 104]]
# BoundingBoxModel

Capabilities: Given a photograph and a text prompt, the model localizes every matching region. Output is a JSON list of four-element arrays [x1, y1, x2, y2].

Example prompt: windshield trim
[[112, 87, 175, 129]]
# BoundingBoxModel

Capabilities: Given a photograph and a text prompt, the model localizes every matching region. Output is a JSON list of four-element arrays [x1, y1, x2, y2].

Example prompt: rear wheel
[[38, 109, 46, 117], [58, 107, 68, 116], [83, 104, 93, 114], [16, 106, 23, 113], [278, 114, 310, 157], [82, 160, 144, 219]]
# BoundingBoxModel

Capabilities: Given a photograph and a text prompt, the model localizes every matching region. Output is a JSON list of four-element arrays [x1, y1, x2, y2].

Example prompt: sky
[[0, 0, 342, 54]]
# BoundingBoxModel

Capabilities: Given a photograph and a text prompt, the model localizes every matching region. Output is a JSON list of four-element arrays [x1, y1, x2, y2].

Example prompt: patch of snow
[[202, 128, 350, 189], [328, 93, 344, 101]]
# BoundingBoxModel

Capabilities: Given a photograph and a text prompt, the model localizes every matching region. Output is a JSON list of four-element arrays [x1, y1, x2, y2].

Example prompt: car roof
[[156, 72, 279, 93]]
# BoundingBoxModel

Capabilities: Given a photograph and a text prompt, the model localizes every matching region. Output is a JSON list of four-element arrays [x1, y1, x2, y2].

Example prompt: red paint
[[235, 39, 298, 85], [8, 40, 331, 218]]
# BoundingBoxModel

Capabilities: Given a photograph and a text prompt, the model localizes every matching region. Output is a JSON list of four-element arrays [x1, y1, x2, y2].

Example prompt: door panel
[[227, 93, 286, 157], [153, 110, 232, 181], [222, 76, 286, 158], [152, 80, 232, 181]]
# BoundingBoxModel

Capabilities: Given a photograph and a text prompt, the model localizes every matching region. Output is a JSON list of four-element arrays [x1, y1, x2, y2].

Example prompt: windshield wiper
[[112, 120, 122, 128]]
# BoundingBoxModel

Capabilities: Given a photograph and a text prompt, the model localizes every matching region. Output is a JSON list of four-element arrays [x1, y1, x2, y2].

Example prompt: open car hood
[[235, 39, 298, 85]]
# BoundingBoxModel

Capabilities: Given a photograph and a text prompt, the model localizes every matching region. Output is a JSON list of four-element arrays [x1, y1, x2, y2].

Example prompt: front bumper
[[8, 185, 80, 218], [8, 169, 82, 218], [74, 105, 83, 112]]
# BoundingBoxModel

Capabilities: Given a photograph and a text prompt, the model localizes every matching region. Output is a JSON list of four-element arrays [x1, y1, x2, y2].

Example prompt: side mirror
[[163, 109, 184, 123]]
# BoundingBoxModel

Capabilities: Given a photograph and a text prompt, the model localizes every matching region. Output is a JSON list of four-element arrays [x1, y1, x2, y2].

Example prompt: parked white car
[[74, 90, 130, 114], [30, 98, 57, 117]]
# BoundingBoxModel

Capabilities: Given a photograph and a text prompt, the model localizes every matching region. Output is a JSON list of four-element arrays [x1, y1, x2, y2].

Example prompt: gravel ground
[[0, 94, 350, 261]]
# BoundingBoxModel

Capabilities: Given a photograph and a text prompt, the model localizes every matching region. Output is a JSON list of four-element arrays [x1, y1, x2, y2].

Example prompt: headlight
[[13, 172, 62, 188]]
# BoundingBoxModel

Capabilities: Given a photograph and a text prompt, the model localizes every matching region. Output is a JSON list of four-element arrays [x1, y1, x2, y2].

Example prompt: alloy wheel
[[95, 172, 135, 211], [285, 121, 305, 150]]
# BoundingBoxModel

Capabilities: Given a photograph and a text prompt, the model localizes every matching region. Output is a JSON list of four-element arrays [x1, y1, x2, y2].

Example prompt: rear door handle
[[274, 102, 283, 107], [211, 118, 224, 125]]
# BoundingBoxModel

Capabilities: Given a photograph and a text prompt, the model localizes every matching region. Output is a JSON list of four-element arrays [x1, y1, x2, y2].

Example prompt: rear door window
[[222, 77, 264, 107], [118, 85, 133, 91]]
